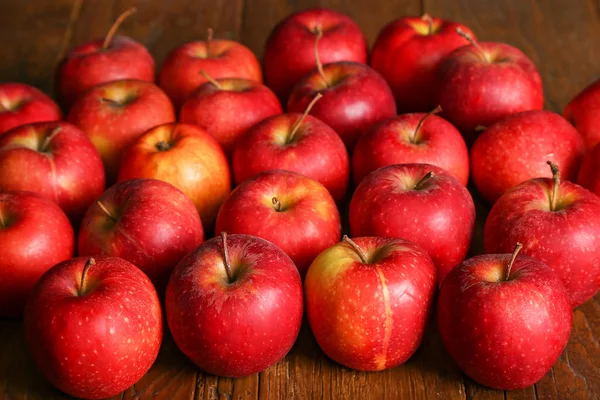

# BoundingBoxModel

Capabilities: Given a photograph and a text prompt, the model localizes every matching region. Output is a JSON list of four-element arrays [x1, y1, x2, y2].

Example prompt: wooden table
[[1, 0, 599, 399]]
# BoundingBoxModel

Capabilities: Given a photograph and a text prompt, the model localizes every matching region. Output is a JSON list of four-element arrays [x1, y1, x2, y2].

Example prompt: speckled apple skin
[[264, 8, 368, 102], [352, 113, 469, 185], [166, 234, 303, 377], [287, 61, 396, 150], [577, 143, 600, 197], [484, 178, 600, 308], [0, 83, 61, 135], [349, 164, 475, 285], [0, 121, 106, 221], [370, 16, 473, 112], [232, 113, 349, 202], [437, 42, 543, 142], [305, 237, 436, 371], [215, 170, 341, 277], [78, 178, 204, 293], [471, 110, 585, 205], [564, 78, 600, 149], [0, 191, 74, 316], [24, 256, 163, 399], [438, 254, 572, 390]]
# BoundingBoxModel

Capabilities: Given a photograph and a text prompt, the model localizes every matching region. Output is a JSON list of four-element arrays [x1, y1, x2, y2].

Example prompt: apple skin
[[437, 41, 543, 143], [577, 143, 600, 197], [349, 164, 475, 285], [0, 83, 62, 135], [166, 234, 303, 377], [158, 39, 262, 108], [305, 236, 436, 371], [117, 123, 231, 231], [370, 16, 473, 112], [471, 110, 585, 204], [0, 191, 74, 317], [264, 8, 368, 102], [67, 79, 176, 183], [56, 35, 155, 108], [24, 255, 163, 399], [564, 78, 600, 149], [232, 112, 349, 203], [215, 170, 341, 277], [438, 253, 572, 390], [287, 62, 396, 150], [0, 121, 106, 221], [484, 177, 600, 308], [180, 78, 282, 156], [78, 178, 204, 293], [352, 113, 469, 185]]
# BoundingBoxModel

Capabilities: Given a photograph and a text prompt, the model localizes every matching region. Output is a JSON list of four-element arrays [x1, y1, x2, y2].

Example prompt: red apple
[[0, 191, 74, 316], [484, 162, 600, 308], [215, 170, 341, 277], [471, 110, 585, 204], [118, 123, 231, 230], [577, 142, 600, 197], [438, 245, 572, 390], [564, 78, 600, 149], [24, 256, 162, 399], [56, 8, 154, 108], [436, 31, 543, 143], [370, 14, 474, 112], [232, 94, 349, 202], [0, 121, 105, 220], [78, 178, 204, 292], [166, 233, 303, 377], [180, 74, 282, 155], [67, 79, 176, 183], [305, 236, 436, 371], [288, 61, 396, 149], [352, 107, 469, 185], [349, 164, 475, 285], [0, 83, 61, 135], [159, 29, 262, 108], [264, 8, 368, 102]]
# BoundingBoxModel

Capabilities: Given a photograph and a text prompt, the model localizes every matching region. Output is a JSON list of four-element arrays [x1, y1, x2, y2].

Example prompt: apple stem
[[96, 200, 116, 222], [456, 27, 488, 62], [156, 141, 171, 152], [79, 258, 96, 296], [412, 105, 442, 144], [421, 13, 434, 35], [313, 26, 329, 87], [342, 235, 369, 264], [272, 197, 282, 212], [40, 126, 62, 152], [475, 125, 488, 133], [200, 70, 223, 90], [288, 93, 323, 142], [414, 171, 435, 190], [102, 7, 137, 50], [220, 232, 234, 283], [0, 201, 5, 228], [505, 243, 523, 280], [206, 28, 214, 57], [547, 161, 561, 211]]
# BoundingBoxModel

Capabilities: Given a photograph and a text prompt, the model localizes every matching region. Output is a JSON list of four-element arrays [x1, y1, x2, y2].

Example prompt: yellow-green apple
[[232, 94, 349, 202], [564, 78, 600, 149], [352, 107, 469, 185], [349, 164, 475, 285], [436, 30, 543, 143], [370, 15, 473, 112], [0, 191, 74, 316], [0, 122, 105, 221], [484, 162, 600, 308], [215, 170, 341, 277], [56, 8, 154, 108], [0, 83, 61, 135], [78, 179, 204, 293], [67, 79, 175, 183], [577, 143, 600, 196], [117, 123, 231, 231], [180, 74, 282, 155], [438, 245, 572, 389], [264, 8, 368, 102], [166, 233, 303, 377], [305, 236, 436, 371], [471, 110, 585, 204], [24, 256, 162, 399], [159, 29, 262, 108]]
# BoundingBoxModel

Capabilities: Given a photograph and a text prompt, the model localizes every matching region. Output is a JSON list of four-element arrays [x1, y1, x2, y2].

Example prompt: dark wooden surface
[[1, 0, 599, 399]]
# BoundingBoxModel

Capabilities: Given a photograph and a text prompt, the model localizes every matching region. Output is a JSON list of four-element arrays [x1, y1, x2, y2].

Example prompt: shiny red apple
[[0, 83, 61, 135], [564, 78, 600, 149], [577, 142, 600, 197]]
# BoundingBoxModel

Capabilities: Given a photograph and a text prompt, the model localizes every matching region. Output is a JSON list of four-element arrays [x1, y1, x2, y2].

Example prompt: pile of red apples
[[1, 7, 599, 399]]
